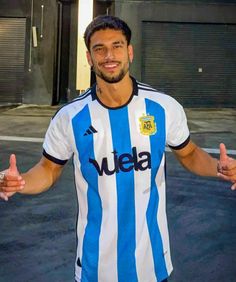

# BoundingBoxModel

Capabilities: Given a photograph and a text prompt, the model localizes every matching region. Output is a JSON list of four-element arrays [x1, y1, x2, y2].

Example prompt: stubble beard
[[93, 61, 130, 84]]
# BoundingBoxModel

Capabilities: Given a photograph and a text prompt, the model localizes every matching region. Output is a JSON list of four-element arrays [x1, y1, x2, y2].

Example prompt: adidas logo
[[84, 125, 98, 136]]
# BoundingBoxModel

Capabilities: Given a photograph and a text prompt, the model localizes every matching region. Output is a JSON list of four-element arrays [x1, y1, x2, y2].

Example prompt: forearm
[[19, 158, 63, 195], [174, 143, 218, 177], [20, 165, 53, 195]]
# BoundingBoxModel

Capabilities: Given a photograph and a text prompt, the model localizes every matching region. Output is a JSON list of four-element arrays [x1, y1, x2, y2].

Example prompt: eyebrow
[[113, 40, 125, 45], [92, 40, 126, 50]]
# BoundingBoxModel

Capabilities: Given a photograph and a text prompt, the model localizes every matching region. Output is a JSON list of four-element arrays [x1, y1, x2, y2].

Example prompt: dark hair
[[84, 15, 132, 50]]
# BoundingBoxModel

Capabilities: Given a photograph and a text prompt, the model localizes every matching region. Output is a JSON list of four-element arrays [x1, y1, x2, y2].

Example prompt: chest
[[72, 99, 166, 169]]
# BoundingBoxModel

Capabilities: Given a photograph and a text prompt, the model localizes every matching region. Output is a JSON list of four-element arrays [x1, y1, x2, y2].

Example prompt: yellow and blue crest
[[139, 114, 157, 136]]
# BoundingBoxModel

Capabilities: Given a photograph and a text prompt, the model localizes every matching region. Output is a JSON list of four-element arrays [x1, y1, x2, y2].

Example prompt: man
[[0, 15, 235, 282]]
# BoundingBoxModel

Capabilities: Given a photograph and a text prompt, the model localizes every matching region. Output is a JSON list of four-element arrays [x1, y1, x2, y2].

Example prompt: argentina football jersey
[[43, 77, 190, 282]]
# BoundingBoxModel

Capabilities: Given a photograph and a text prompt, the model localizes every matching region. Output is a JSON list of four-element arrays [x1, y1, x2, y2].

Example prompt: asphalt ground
[[0, 105, 236, 282]]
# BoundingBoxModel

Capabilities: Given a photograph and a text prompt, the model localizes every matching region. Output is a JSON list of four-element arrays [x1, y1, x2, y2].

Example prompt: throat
[[96, 78, 133, 108]]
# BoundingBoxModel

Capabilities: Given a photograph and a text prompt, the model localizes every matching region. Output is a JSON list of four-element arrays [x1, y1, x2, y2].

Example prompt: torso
[[43, 78, 190, 282]]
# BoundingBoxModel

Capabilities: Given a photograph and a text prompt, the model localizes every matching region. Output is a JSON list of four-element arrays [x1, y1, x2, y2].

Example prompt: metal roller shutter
[[142, 22, 236, 107], [0, 18, 26, 104]]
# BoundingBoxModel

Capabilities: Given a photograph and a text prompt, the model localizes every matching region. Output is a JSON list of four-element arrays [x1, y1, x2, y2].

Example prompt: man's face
[[86, 29, 133, 83]]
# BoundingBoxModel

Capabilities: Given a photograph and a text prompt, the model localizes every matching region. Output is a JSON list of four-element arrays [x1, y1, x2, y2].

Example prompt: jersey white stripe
[[74, 150, 89, 281], [128, 96, 157, 282], [155, 155, 173, 275], [89, 102, 118, 282]]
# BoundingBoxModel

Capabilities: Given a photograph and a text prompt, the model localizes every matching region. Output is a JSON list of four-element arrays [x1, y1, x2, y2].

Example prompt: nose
[[104, 47, 114, 60]]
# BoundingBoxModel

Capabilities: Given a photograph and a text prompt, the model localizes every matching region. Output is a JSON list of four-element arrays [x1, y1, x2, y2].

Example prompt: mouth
[[100, 61, 120, 71]]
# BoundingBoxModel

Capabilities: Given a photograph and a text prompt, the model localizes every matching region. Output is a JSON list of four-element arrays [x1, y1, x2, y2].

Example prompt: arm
[[20, 156, 64, 194], [172, 140, 218, 177], [0, 154, 64, 200], [172, 140, 236, 190]]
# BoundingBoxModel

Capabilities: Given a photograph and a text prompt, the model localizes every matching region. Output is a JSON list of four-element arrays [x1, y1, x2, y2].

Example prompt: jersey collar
[[91, 76, 138, 109]]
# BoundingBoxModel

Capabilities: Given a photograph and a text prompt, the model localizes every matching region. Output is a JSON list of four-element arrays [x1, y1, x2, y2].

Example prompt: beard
[[92, 60, 130, 84]]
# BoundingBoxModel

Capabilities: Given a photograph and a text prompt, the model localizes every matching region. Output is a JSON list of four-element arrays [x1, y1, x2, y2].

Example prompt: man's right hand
[[0, 154, 25, 201]]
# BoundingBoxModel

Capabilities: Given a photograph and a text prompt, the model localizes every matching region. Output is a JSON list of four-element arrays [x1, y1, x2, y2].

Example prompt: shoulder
[[52, 87, 94, 121], [135, 79, 183, 110]]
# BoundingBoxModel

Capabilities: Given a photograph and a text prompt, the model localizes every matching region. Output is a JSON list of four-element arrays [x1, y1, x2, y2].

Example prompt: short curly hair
[[84, 15, 132, 50]]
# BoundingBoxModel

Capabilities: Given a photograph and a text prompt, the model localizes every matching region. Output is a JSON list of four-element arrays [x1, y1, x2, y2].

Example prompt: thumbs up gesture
[[0, 154, 25, 201], [217, 143, 236, 190]]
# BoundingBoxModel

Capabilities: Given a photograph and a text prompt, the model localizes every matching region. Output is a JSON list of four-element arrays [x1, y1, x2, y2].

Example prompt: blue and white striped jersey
[[43, 77, 190, 282]]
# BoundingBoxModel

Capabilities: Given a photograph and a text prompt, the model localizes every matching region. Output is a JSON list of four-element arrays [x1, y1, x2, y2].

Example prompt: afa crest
[[139, 114, 157, 136]]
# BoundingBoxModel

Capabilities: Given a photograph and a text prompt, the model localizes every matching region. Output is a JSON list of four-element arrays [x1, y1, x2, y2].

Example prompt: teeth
[[104, 63, 118, 68]]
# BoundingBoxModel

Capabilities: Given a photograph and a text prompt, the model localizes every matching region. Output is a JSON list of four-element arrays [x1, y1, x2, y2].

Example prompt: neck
[[96, 74, 133, 108]]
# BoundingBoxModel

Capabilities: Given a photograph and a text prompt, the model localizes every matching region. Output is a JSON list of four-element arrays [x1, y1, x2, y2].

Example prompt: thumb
[[8, 154, 19, 176], [219, 143, 228, 163]]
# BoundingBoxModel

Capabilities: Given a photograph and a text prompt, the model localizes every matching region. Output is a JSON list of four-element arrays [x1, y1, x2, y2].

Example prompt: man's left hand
[[217, 143, 236, 190]]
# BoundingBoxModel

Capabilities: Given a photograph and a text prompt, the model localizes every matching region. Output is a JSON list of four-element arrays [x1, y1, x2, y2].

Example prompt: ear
[[128, 45, 134, 63], [86, 51, 93, 67]]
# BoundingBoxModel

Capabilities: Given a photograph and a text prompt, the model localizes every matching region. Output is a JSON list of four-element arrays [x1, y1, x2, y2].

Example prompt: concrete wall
[[0, 0, 80, 105], [0, 0, 59, 104], [25, 0, 58, 104], [115, 1, 236, 80], [0, 0, 31, 17], [68, 1, 79, 100], [2, 1, 235, 104]]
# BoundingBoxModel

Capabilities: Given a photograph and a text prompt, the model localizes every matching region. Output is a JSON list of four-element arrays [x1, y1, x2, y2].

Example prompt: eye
[[94, 46, 103, 52], [113, 44, 122, 49]]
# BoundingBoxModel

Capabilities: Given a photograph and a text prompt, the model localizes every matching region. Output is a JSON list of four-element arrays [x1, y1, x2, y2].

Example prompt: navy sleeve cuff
[[168, 135, 190, 150], [43, 150, 68, 165]]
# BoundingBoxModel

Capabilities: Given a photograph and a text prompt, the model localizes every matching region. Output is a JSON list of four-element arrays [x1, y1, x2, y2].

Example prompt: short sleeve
[[166, 98, 190, 150], [43, 110, 73, 165]]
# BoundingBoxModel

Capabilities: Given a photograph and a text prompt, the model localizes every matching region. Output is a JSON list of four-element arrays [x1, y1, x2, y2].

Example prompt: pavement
[[0, 104, 236, 282], [0, 104, 59, 138], [0, 104, 236, 147]]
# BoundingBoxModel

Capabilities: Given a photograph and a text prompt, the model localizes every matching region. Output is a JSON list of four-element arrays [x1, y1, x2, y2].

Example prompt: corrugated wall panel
[[0, 18, 26, 104], [142, 22, 236, 107]]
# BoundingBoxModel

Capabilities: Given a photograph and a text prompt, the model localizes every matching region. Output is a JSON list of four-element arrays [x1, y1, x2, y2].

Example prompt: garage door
[[142, 22, 236, 107], [0, 18, 26, 104]]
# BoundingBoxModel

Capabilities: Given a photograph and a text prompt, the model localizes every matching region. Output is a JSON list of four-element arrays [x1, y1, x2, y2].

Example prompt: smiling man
[[0, 15, 236, 282], [88, 29, 132, 84]]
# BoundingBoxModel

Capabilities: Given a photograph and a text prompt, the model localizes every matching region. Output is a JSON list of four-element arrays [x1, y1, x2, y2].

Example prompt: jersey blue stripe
[[145, 99, 168, 281], [109, 108, 138, 282], [72, 105, 102, 282]]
